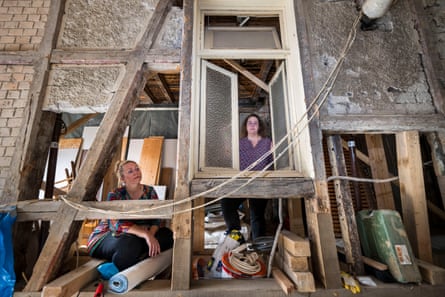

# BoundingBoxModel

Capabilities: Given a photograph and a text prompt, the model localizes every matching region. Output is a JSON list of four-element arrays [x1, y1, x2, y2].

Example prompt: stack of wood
[[274, 229, 315, 293]]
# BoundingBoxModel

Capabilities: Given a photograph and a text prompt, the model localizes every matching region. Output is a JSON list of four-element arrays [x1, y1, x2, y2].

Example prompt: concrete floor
[[13, 278, 445, 297]]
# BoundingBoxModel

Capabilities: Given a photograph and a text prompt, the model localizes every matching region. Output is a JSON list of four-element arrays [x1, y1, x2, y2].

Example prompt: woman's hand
[[144, 231, 160, 257], [127, 224, 160, 257]]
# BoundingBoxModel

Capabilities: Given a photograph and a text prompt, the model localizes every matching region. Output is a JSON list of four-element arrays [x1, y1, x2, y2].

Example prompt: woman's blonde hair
[[115, 160, 137, 185]]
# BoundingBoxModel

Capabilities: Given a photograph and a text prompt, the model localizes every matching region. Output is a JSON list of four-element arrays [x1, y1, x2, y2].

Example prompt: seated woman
[[87, 160, 174, 277]]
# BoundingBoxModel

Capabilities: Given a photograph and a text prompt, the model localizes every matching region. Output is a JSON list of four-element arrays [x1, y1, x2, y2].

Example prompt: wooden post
[[171, 0, 193, 290], [327, 135, 364, 276], [425, 132, 445, 209], [365, 134, 395, 210], [396, 131, 433, 262]]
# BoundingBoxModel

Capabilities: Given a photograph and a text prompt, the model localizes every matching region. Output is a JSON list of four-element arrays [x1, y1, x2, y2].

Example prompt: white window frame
[[190, 0, 314, 178]]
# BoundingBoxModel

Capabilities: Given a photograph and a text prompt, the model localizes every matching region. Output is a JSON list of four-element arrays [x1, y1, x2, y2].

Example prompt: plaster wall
[[304, 0, 437, 117]]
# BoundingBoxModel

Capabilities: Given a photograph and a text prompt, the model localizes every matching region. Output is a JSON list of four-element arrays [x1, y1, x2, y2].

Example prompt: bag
[[0, 206, 17, 297]]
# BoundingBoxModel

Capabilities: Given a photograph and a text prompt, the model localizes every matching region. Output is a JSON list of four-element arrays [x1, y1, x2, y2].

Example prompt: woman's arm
[[126, 224, 161, 257]]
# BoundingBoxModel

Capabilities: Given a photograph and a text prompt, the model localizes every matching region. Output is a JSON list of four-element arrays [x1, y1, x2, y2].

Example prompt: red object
[[94, 282, 104, 297]]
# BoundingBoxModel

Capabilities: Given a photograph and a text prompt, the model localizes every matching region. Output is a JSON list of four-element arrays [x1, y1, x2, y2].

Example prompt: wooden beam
[[272, 268, 295, 295], [365, 134, 395, 210], [41, 259, 105, 297], [426, 132, 445, 209], [396, 131, 433, 262], [190, 178, 314, 199], [62, 114, 98, 136], [416, 259, 445, 285], [156, 73, 174, 103], [321, 114, 445, 133], [327, 135, 364, 276], [23, 1, 173, 291], [223, 59, 269, 92], [171, 0, 193, 290], [14, 199, 173, 222], [251, 60, 273, 101]]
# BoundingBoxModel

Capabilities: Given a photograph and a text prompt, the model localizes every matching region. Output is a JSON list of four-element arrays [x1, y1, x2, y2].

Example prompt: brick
[[1, 137, 16, 147], [13, 108, 24, 117], [8, 28, 24, 35], [31, 35, 42, 44], [27, 14, 40, 22], [14, 99, 27, 108], [23, 28, 37, 36], [7, 90, 20, 99], [12, 73, 24, 81], [19, 21, 33, 29], [4, 44, 20, 51], [12, 14, 27, 22], [0, 73, 12, 81], [20, 43, 35, 50], [0, 36, 16, 43], [0, 109, 14, 118], [18, 1, 32, 7], [0, 156, 12, 167], [0, 128, 10, 137], [8, 7, 24, 14], [4, 21, 19, 29], [7, 118, 22, 128], [33, 21, 46, 29], [0, 14, 13, 22], [4, 146, 15, 157], [32, 1, 44, 8], [3, 1, 19, 8], [0, 147, 5, 157], [10, 127, 21, 137], [18, 81, 30, 90], [23, 7, 38, 14], [0, 119, 6, 126], [7, 65, 24, 73], [1, 82, 18, 90], [0, 100, 14, 107]]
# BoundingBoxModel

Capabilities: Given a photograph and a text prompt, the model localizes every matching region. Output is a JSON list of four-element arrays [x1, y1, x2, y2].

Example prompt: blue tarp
[[0, 206, 16, 297]]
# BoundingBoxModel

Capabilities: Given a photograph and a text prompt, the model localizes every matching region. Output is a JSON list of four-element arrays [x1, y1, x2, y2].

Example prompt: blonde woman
[[87, 160, 173, 278]]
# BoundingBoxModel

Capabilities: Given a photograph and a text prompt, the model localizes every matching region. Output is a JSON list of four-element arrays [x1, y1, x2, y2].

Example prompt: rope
[[228, 244, 261, 275], [59, 11, 372, 219]]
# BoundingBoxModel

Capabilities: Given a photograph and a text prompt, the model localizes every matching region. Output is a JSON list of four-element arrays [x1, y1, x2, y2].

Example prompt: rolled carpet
[[108, 248, 173, 294]]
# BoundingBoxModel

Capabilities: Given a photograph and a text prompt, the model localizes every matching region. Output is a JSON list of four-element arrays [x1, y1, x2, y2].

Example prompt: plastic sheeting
[[0, 206, 16, 297]]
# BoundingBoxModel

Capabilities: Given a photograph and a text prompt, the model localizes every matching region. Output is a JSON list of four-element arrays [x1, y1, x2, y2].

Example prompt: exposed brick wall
[[0, 0, 48, 199], [0, 64, 34, 198], [0, 0, 50, 51]]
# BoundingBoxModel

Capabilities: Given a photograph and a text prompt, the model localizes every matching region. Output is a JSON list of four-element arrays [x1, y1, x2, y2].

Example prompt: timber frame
[[4, 0, 445, 295]]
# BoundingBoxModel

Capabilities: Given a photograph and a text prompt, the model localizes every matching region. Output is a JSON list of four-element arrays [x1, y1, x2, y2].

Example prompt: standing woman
[[221, 113, 274, 241], [87, 160, 174, 276]]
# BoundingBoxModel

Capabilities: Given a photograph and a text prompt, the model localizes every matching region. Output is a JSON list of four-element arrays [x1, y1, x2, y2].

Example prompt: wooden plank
[[271, 267, 295, 295], [58, 138, 83, 150], [416, 259, 445, 285], [426, 132, 445, 209], [279, 230, 311, 257], [140, 136, 164, 185], [274, 253, 315, 293], [62, 114, 98, 136], [190, 178, 314, 199], [15, 200, 173, 221], [171, 0, 193, 290], [41, 259, 105, 297], [396, 131, 433, 262], [192, 197, 206, 253], [365, 134, 395, 210], [24, 2, 173, 291], [327, 135, 364, 275], [159, 167, 173, 199]]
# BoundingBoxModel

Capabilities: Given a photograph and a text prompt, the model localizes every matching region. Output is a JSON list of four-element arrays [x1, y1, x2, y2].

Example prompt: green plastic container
[[356, 209, 421, 283]]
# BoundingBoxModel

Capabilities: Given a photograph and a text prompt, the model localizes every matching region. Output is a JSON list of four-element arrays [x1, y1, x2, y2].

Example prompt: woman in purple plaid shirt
[[221, 113, 273, 241]]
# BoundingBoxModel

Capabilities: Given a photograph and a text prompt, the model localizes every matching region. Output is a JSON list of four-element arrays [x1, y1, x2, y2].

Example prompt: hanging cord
[[228, 243, 262, 275], [59, 11, 371, 220]]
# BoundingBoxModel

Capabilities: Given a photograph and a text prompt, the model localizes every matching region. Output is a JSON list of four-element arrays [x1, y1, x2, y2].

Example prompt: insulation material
[[108, 249, 172, 294]]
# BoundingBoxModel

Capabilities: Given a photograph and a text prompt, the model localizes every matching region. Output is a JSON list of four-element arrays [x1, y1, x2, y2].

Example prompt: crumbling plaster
[[43, 0, 182, 113], [306, 0, 435, 116]]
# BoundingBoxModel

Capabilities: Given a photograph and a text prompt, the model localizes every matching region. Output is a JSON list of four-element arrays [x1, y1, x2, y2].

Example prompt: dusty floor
[[13, 277, 445, 297]]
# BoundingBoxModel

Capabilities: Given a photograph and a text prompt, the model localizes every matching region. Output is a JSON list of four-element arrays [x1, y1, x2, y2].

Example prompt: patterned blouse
[[87, 185, 160, 255], [239, 137, 274, 171]]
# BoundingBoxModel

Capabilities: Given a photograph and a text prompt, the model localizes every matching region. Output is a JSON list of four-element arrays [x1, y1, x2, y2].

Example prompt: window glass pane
[[270, 66, 290, 169], [205, 67, 233, 167]]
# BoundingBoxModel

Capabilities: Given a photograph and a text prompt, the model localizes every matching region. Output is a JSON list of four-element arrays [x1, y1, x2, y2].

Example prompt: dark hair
[[240, 113, 267, 138]]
